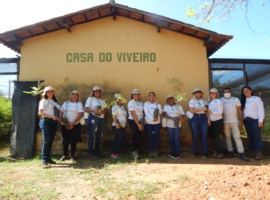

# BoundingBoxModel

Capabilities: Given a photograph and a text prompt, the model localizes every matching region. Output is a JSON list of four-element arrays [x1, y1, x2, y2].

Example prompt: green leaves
[[23, 83, 43, 96]]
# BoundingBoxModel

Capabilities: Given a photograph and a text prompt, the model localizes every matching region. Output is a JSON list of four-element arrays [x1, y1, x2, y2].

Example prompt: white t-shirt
[[244, 96, 265, 122], [127, 99, 144, 121], [144, 102, 162, 124], [163, 104, 185, 128], [208, 99, 223, 121], [85, 97, 107, 118], [220, 97, 241, 123], [61, 101, 84, 124], [39, 99, 60, 117], [111, 104, 127, 127], [189, 98, 208, 114]]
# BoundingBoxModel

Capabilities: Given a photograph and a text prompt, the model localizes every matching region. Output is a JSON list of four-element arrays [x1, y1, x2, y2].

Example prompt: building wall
[[19, 16, 210, 153]]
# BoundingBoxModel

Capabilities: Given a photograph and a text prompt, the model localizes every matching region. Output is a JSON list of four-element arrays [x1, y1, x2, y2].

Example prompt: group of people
[[38, 85, 265, 168]]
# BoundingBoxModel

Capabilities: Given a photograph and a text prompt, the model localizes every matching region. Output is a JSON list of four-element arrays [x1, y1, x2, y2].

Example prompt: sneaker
[[254, 152, 263, 160], [227, 151, 234, 158], [132, 151, 139, 158], [48, 160, 56, 164], [202, 153, 208, 159], [59, 156, 66, 162], [193, 152, 200, 158], [111, 153, 120, 159], [169, 153, 175, 158], [172, 154, 180, 159], [239, 153, 250, 161], [212, 151, 218, 158], [217, 153, 224, 159]]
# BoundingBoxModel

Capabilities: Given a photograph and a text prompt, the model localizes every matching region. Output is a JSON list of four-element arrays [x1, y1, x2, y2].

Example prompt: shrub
[[0, 97, 12, 143]]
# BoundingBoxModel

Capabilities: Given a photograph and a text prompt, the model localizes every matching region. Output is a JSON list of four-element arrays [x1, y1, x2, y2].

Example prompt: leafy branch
[[23, 83, 43, 96]]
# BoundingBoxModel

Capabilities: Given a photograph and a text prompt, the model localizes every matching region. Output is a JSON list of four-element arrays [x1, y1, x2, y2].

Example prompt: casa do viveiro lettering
[[66, 52, 156, 63]]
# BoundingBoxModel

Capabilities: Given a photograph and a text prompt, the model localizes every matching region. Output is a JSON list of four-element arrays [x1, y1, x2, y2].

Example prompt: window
[[0, 58, 19, 98]]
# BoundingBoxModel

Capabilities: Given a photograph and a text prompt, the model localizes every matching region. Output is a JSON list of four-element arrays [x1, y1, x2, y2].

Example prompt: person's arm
[[236, 106, 244, 131], [256, 97, 265, 127]]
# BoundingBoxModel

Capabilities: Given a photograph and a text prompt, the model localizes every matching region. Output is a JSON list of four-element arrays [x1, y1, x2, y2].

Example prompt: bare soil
[[2, 148, 270, 200]]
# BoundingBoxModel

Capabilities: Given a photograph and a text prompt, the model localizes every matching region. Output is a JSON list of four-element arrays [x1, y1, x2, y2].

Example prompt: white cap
[[93, 86, 102, 91], [193, 88, 203, 93], [166, 94, 174, 99], [70, 90, 80, 94], [42, 86, 55, 96], [130, 89, 140, 94], [209, 88, 218, 93], [91, 86, 102, 96]]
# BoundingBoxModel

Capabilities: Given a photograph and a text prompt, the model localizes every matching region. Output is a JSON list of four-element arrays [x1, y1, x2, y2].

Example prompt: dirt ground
[[2, 147, 270, 200]]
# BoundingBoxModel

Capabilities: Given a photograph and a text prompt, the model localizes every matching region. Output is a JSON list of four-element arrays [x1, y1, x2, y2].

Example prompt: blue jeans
[[145, 123, 161, 151], [87, 114, 105, 154], [39, 117, 57, 163], [244, 117, 263, 152], [189, 114, 208, 153], [112, 126, 124, 154], [167, 127, 181, 155]]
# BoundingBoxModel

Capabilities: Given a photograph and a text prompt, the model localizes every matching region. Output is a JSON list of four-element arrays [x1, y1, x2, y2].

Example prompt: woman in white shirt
[[162, 95, 185, 159], [127, 89, 144, 158], [207, 88, 225, 159], [38, 86, 60, 168], [59, 90, 84, 162], [111, 94, 127, 159], [241, 86, 265, 160], [84, 86, 108, 159], [144, 92, 162, 158], [188, 88, 209, 159]]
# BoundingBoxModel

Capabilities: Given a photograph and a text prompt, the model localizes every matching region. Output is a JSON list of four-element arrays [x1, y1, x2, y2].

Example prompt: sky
[[0, 0, 270, 59]]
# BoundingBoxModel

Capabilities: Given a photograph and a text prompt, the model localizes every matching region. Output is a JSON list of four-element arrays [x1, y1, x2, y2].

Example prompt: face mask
[[224, 93, 231, 99]]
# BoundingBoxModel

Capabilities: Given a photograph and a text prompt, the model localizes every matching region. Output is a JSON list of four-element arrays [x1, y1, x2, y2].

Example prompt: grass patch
[[0, 148, 166, 200]]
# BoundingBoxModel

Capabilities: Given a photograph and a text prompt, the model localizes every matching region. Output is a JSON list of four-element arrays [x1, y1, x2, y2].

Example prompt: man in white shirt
[[220, 88, 249, 161]]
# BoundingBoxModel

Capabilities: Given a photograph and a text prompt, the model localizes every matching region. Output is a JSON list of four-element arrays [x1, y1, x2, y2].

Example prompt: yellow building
[[0, 2, 232, 155]]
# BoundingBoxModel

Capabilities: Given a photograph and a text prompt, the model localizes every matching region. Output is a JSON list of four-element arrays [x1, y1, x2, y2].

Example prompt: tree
[[185, 0, 268, 27]]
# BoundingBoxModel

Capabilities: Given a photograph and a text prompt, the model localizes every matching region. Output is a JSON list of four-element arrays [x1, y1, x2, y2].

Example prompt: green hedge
[[0, 97, 12, 143]]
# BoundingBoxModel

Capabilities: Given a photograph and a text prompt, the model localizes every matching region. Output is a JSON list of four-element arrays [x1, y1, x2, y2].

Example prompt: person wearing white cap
[[144, 91, 162, 158], [84, 86, 108, 159], [162, 95, 185, 159], [111, 94, 127, 159], [127, 88, 144, 158], [38, 86, 60, 168], [241, 85, 265, 160], [220, 87, 249, 161], [59, 90, 84, 162], [207, 88, 225, 159], [188, 88, 209, 158]]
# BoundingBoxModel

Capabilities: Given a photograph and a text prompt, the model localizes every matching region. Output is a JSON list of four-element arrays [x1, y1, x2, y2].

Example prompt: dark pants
[[39, 117, 57, 163], [167, 127, 181, 155], [189, 114, 208, 153], [128, 119, 143, 152], [112, 126, 125, 154], [208, 119, 224, 153], [244, 117, 263, 152], [61, 123, 81, 157], [145, 123, 161, 151], [87, 114, 105, 154]]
